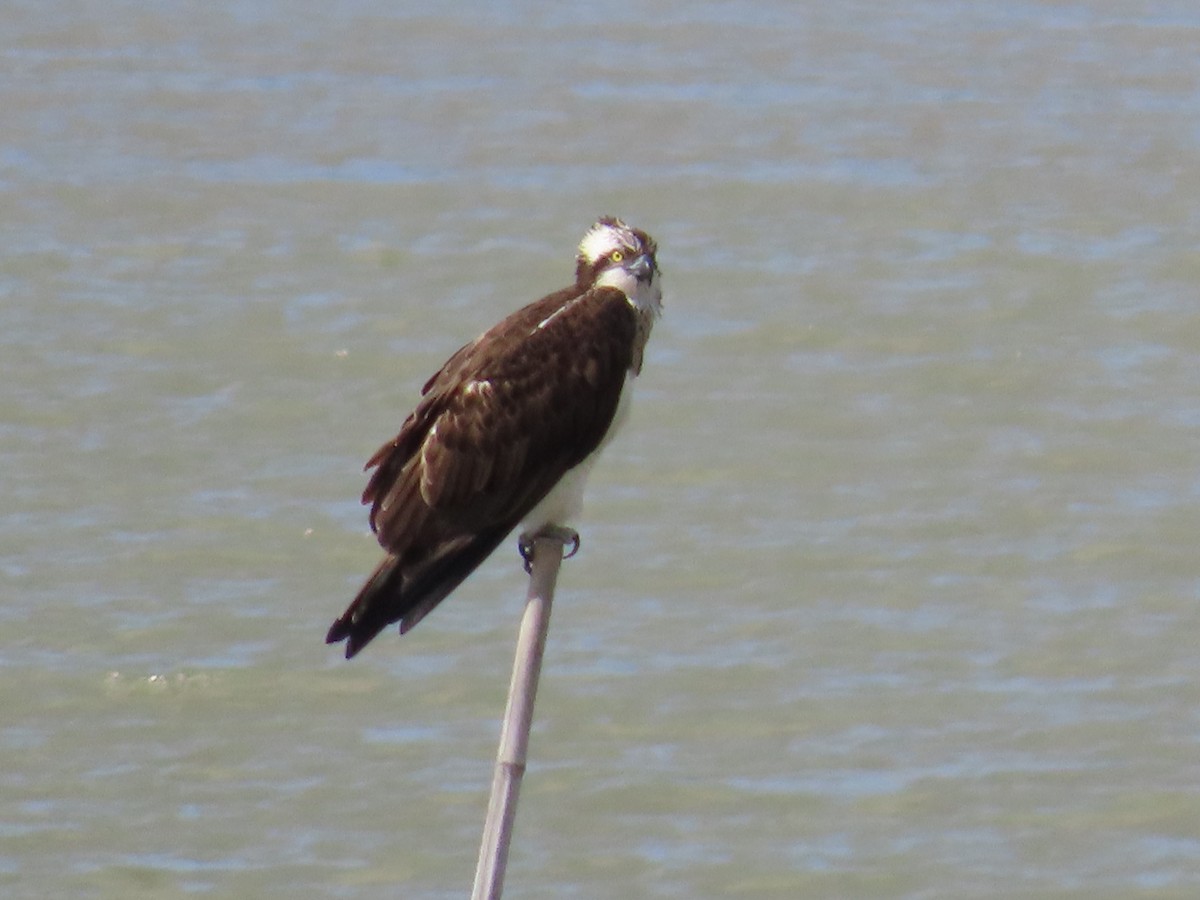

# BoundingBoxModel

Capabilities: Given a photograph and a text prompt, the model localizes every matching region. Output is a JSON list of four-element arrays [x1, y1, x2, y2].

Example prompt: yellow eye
[[610, 250, 623, 262]]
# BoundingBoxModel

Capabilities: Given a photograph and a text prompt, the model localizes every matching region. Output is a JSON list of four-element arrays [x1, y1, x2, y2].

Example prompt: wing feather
[[329, 275, 648, 656], [366, 284, 636, 549]]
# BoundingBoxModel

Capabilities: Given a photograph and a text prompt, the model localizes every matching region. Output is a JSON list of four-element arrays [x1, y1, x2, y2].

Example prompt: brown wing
[[364, 284, 637, 554], [326, 284, 638, 656]]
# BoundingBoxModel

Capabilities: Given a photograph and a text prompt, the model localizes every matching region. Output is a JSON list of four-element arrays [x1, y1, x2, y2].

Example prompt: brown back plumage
[[325, 284, 641, 657]]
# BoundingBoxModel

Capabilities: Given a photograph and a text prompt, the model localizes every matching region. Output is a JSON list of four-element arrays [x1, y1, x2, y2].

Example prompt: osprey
[[326, 217, 662, 658]]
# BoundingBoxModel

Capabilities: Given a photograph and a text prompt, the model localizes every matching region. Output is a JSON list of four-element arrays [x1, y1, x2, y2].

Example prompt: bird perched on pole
[[326, 217, 662, 658]]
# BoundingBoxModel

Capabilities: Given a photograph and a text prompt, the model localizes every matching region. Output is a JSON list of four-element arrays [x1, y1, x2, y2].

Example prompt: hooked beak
[[626, 253, 655, 283]]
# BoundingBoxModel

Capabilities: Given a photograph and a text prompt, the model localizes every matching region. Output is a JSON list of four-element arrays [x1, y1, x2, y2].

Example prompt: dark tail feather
[[325, 554, 406, 658], [326, 525, 511, 659]]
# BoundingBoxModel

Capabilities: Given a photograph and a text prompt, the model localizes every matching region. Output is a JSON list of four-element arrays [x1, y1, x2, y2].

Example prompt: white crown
[[577, 218, 634, 266]]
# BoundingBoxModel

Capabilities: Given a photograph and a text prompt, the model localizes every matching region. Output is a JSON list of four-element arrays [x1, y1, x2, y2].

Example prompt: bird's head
[[575, 217, 662, 315]]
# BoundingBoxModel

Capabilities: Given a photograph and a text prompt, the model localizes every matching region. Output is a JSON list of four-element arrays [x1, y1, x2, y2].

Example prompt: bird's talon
[[518, 536, 537, 573], [562, 531, 581, 560], [517, 526, 580, 571]]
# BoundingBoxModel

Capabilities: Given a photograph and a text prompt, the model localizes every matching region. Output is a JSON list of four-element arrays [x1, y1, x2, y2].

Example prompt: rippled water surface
[[4, 2, 1200, 897]]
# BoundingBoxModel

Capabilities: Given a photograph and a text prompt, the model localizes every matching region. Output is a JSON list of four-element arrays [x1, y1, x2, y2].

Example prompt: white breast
[[519, 369, 637, 533]]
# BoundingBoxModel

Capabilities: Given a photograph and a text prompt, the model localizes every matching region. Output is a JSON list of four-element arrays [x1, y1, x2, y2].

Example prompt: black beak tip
[[628, 254, 655, 282]]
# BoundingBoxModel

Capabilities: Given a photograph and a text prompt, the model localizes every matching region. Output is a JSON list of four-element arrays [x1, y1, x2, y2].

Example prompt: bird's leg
[[518, 525, 581, 573]]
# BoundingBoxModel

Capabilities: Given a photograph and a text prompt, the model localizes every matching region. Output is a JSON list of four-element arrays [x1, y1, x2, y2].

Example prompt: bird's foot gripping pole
[[518, 525, 579, 574]]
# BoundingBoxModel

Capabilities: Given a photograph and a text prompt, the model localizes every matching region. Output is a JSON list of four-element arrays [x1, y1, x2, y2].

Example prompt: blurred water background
[[3, 2, 1200, 897]]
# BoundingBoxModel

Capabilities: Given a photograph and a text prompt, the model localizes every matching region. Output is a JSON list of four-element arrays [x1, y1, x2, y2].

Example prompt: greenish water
[[3, 2, 1200, 897]]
